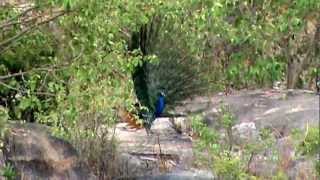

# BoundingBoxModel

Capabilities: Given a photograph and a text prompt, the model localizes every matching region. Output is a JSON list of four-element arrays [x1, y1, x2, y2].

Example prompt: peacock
[[131, 59, 166, 133], [131, 51, 208, 133], [126, 25, 209, 133]]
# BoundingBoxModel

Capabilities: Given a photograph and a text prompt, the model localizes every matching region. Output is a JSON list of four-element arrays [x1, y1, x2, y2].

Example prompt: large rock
[[247, 137, 294, 177], [115, 118, 194, 177], [115, 89, 318, 178], [176, 89, 318, 134], [287, 159, 318, 179], [172, 89, 319, 178], [3, 122, 95, 180], [248, 137, 318, 178], [134, 169, 215, 180], [232, 122, 259, 145]]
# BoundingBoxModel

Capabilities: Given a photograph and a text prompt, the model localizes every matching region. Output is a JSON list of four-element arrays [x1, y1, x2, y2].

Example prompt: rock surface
[[115, 118, 195, 177], [232, 122, 259, 145], [116, 89, 319, 178], [3, 122, 96, 180], [174, 89, 318, 139], [1, 89, 317, 179], [208, 90, 317, 132], [133, 170, 215, 180]]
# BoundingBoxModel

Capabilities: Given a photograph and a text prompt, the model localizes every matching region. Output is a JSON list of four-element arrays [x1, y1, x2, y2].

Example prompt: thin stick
[[157, 134, 167, 171], [0, 81, 56, 97], [0, 6, 37, 28]]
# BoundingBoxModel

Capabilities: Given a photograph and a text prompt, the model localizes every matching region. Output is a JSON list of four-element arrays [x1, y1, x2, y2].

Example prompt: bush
[[1, 163, 16, 180], [191, 114, 255, 179], [299, 127, 320, 175], [0, 106, 9, 138]]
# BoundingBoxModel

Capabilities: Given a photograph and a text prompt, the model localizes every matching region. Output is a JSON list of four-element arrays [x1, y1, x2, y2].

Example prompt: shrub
[[191, 114, 255, 179], [0, 106, 8, 139], [1, 163, 16, 180], [299, 127, 320, 175]]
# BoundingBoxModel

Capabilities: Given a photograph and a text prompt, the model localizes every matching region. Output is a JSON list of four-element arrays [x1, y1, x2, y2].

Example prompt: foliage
[[191, 109, 293, 179], [219, 104, 236, 128], [1, 163, 16, 180], [298, 127, 320, 175], [0, 0, 140, 177], [0, 0, 319, 178], [0, 0, 318, 126], [218, 104, 236, 150], [0, 106, 9, 138], [191, 114, 255, 179], [227, 58, 285, 88], [272, 171, 288, 180], [300, 127, 320, 155]]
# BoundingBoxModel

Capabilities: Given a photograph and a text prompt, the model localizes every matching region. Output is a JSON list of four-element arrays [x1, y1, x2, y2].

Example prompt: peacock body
[[154, 92, 165, 118]]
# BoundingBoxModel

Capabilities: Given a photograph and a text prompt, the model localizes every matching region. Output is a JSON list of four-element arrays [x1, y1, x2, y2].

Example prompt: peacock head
[[159, 89, 166, 97], [160, 91, 166, 97]]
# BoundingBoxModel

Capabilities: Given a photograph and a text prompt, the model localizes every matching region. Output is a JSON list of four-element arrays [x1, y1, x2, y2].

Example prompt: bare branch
[[0, 8, 64, 30], [0, 81, 56, 97], [0, 6, 37, 27], [0, 65, 68, 81], [0, 11, 66, 54], [0, 46, 84, 81], [1, 13, 41, 30]]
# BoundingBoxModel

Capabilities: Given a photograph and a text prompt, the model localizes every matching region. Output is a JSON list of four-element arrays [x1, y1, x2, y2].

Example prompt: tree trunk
[[286, 57, 299, 89]]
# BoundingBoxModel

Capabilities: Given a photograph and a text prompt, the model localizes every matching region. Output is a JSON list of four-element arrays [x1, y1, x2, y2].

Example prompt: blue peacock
[[131, 55, 207, 133], [129, 24, 207, 133], [134, 90, 166, 133]]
